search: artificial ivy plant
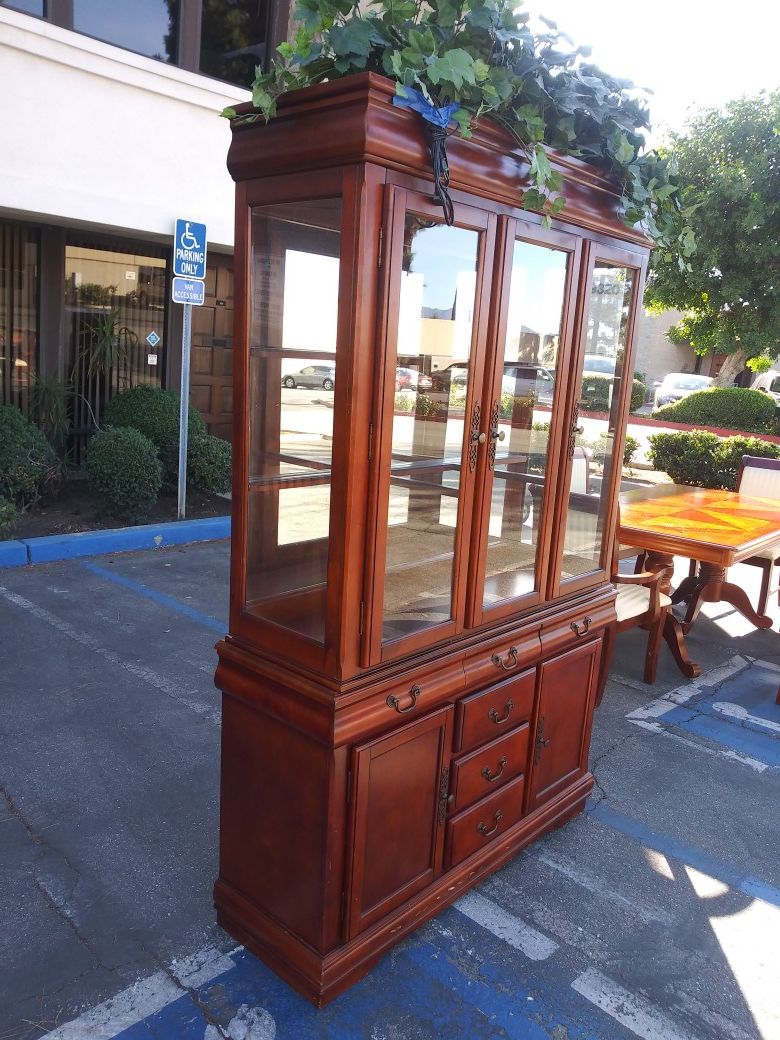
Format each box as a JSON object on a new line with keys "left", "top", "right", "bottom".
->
{"left": 225, "top": 0, "right": 693, "bottom": 257}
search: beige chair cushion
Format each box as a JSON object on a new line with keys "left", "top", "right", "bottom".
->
{"left": 614, "top": 583, "right": 672, "bottom": 623}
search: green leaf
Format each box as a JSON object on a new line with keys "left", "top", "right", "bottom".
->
{"left": 427, "top": 48, "right": 476, "bottom": 91}
{"left": 329, "top": 18, "right": 376, "bottom": 58}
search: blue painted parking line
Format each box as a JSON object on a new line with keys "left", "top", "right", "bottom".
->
{"left": 658, "top": 704, "right": 780, "bottom": 767}
{"left": 589, "top": 802, "right": 780, "bottom": 910}
{"left": 627, "top": 656, "right": 780, "bottom": 771}
{"left": 82, "top": 561, "right": 225, "bottom": 635}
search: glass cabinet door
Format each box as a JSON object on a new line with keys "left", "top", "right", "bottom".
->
{"left": 558, "top": 255, "right": 641, "bottom": 587}
{"left": 473, "top": 227, "right": 577, "bottom": 623}
{"left": 371, "top": 196, "right": 493, "bottom": 656}
{"left": 244, "top": 198, "right": 341, "bottom": 644}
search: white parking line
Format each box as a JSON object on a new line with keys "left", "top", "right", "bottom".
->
{"left": 631, "top": 718, "right": 769, "bottom": 773}
{"left": 626, "top": 655, "right": 750, "bottom": 724}
{"left": 535, "top": 851, "right": 675, "bottom": 926}
{"left": 572, "top": 968, "right": 700, "bottom": 1040}
{"left": 0, "top": 587, "right": 221, "bottom": 726}
{"left": 40, "top": 946, "right": 237, "bottom": 1040}
{"left": 455, "top": 890, "right": 559, "bottom": 961}
{"left": 712, "top": 700, "right": 780, "bottom": 733}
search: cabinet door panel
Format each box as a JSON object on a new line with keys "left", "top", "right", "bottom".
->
{"left": 527, "top": 638, "right": 600, "bottom": 812}
{"left": 346, "top": 706, "right": 453, "bottom": 938}
{"left": 556, "top": 248, "right": 645, "bottom": 595}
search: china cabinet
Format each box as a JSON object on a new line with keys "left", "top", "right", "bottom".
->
{"left": 214, "top": 72, "right": 649, "bottom": 1005}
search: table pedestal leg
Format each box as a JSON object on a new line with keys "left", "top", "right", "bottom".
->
{"left": 678, "top": 562, "right": 773, "bottom": 633}
{"left": 643, "top": 550, "right": 701, "bottom": 679}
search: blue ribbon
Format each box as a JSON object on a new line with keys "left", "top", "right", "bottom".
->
{"left": 392, "top": 87, "right": 460, "bottom": 129}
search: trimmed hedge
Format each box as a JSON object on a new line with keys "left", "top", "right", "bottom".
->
{"left": 102, "top": 385, "right": 207, "bottom": 481}
{"left": 579, "top": 375, "right": 645, "bottom": 413}
{"left": 0, "top": 404, "right": 58, "bottom": 509}
{"left": 647, "top": 430, "right": 780, "bottom": 491}
{"left": 187, "top": 434, "right": 232, "bottom": 495}
{"left": 652, "top": 387, "right": 777, "bottom": 434}
{"left": 0, "top": 496, "right": 16, "bottom": 537}
{"left": 85, "top": 426, "right": 163, "bottom": 522}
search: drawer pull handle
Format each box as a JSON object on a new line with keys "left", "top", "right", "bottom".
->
{"left": 488, "top": 700, "right": 514, "bottom": 725}
{"left": 570, "top": 615, "right": 592, "bottom": 637}
{"left": 481, "top": 756, "right": 508, "bottom": 783}
{"left": 491, "top": 646, "right": 518, "bottom": 671}
{"left": 387, "top": 684, "right": 420, "bottom": 714}
{"left": 477, "top": 809, "right": 504, "bottom": 837}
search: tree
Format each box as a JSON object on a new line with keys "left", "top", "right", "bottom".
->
{"left": 646, "top": 92, "right": 780, "bottom": 385}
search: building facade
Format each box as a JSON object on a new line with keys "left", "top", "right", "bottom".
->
{"left": 0, "top": 1, "right": 288, "bottom": 444}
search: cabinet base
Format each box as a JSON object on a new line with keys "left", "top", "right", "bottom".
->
{"left": 214, "top": 772, "right": 593, "bottom": 1006}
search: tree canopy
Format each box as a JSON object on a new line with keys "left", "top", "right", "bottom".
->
{"left": 646, "top": 92, "right": 780, "bottom": 381}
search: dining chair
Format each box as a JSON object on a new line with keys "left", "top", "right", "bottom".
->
{"left": 611, "top": 523, "right": 671, "bottom": 684}
{"left": 683, "top": 455, "right": 780, "bottom": 617}
{"left": 736, "top": 455, "right": 780, "bottom": 615}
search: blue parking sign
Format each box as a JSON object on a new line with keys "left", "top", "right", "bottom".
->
{"left": 173, "top": 219, "right": 207, "bottom": 279}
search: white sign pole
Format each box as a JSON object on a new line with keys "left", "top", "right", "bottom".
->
{"left": 177, "top": 302, "right": 192, "bottom": 520}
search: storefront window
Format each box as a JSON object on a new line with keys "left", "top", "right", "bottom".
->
{"left": 72, "top": 0, "right": 177, "bottom": 62}
{"left": 64, "top": 241, "right": 168, "bottom": 453}
{"left": 1, "top": 1, "right": 44, "bottom": 15}
{"left": 199, "top": 0, "right": 269, "bottom": 86}
{"left": 0, "top": 223, "right": 39, "bottom": 416}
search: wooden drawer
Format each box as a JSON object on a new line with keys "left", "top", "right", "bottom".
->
{"left": 448, "top": 724, "right": 529, "bottom": 815}
{"left": 539, "top": 598, "right": 613, "bottom": 659}
{"left": 333, "top": 659, "right": 465, "bottom": 747}
{"left": 444, "top": 774, "right": 525, "bottom": 869}
{"left": 454, "top": 669, "right": 535, "bottom": 753}
{"left": 463, "top": 626, "right": 540, "bottom": 693}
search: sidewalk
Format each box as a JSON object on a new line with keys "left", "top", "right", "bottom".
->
{"left": 1, "top": 543, "right": 777, "bottom": 1039}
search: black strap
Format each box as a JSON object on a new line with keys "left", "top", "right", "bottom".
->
{"left": 425, "top": 124, "right": 455, "bottom": 226}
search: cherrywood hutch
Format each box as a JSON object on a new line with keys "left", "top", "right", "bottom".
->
{"left": 214, "top": 72, "right": 649, "bottom": 1005}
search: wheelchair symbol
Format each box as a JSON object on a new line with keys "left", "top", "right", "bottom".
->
{"left": 179, "top": 222, "right": 201, "bottom": 251}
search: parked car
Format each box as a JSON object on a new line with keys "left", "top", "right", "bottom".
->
{"left": 750, "top": 370, "right": 780, "bottom": 406}
{"left": 582, "top": 354, "right": 616, "bottom": 378}
{"left": 430, "top": 361, "right": 555, "bottom": 404}
{"left": 653, "top": 372, "right": 713, "bottom": 408}
{"left": 282, "top": 365, "right": 335, "bottom": 390}
{"left": 395, "top": 367, "right": 433, "bottom": 391}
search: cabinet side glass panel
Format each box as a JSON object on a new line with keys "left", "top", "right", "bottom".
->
{"left": 561, "top": 263, "right": 636, "bottom": 579}
{"left": 381, "top": 217, "right": 479, "bottom": 643}
{"left": 483, "top": 240, "right": 568, "bottom": 608}
{"left": 245, "top": 200, "right": 341, "bottom": 644}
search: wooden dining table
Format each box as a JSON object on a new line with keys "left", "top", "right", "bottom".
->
{"left": 619, "top": 483, "right": 780, "bottom": 677}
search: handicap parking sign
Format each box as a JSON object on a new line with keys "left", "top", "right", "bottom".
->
{"left": 173, "top": 219, "right": 207, "bottom": 279}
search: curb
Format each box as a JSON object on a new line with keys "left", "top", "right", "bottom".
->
{"left": 0, "top": 515, "right": 231, "bottom": 569}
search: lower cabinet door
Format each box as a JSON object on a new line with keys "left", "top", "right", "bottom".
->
{"left": 345, "top": 706, "right": 453, "bottom": 939}
{"left": 527, "top": 637, "right": 601, "bottom": 814}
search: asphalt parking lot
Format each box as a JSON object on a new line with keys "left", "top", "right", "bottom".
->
{"left": 1, "top": 541, "right": 778, "bottom": 1040}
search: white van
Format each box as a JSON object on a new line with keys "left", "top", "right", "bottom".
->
{"left": 750, "top": 370, "right": 780, "bottom": 405}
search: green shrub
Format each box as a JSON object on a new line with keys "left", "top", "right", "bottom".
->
{"left": 85, "top": 426, "right": 162, "bottom": 522}
{"left": 0, "top": 405, "right": 59, "bottom": 509}
{"left": 0, "top": 496, "right": 16, "bottom": 537}
{"left": 629, "top": 379, "right": 646, "bottom": 413}
{"left": 623, "top": 434, "right": 640, "bottom": 467}
{"left": 647, "top": 429, "right": 780, "bottom": 490}
{"left": 652, "top": 387, "right": 777, "bottom": 434}
{"left": 102, "top": 385, "right": 206, "bottom": 480}
{"left": 580, "top": 376, "right": 645, "bottom": 413}
{"left": 710, "top": 436, "right": 780, "bottom": 490}
{"left": 187, "top": 434, "right": 232, "bottom": 495}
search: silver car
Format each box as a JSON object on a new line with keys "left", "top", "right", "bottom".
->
{"left": 282, "top": 365, "right": 335, "bottom": 390}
